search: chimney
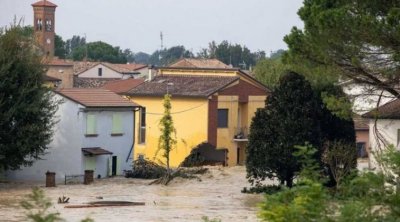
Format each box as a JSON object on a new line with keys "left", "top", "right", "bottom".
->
{"left": 148, "top": 65, "right": 155, "bottom": 81}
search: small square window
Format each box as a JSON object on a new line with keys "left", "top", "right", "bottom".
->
{"left": 98, "top": 68, "right": 103, "bottom": 76}
{"left": 218, "top": 109, "right": 228, "bottom": 128}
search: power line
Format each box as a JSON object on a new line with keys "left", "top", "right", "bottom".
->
{"left": 145, "top": 101, "right": 207, "bottom": 115}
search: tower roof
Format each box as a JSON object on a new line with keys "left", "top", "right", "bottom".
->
{"left": 31, "top": 0, "right": 57, "bottom": 7}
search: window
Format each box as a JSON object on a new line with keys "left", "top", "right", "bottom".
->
{"left": 112, "top": 113, "right": 123, "bottom": 135}
{"left": 98, "top": 68, "right": 103, "bottom": 76}
{"left": 45, "top": 19, "right": 52, "bottom": 31}
{"left": 139, "top": 108, "right": 146, "bottom": 143}
{"left": 218, "top": 109, "right": 228, "bottom": 128}
{"left": 86, "top": 114, "right": 97, "bottom": 135}
{"left": 356, "top": 142, "right": 368, "bottom": 158}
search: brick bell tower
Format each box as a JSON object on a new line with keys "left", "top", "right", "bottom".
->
{"left": 32, "top": 0, "right": 57, "bottom": 57}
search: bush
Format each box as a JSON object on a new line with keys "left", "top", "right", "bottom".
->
{"left": 125, "top": 159, "right": 166, "bottom": 179}
{"left": 241, "top": 185, "right": 282, "bottom": 194}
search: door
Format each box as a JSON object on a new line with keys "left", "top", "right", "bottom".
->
{"left": 112, "top": 156, "right": 117, "bottom": 176}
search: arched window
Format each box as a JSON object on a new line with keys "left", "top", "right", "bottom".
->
{"left": 45, "top": 19, "right": 52, "bottom": 31}
{"left": 37, "top": 19, "right": 42, "bottom": 31}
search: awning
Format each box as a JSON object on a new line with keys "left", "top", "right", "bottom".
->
{"left": 82, "top": 147, "right": 113, "bottom": 156}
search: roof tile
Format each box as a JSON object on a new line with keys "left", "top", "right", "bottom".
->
{"left": 56, "top": 88, "right": 139, "bottom": 108}
{"left": 125, "top": 75, "right": 239, "bottom": 97}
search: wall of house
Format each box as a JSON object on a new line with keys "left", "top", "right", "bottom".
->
{"left": 82, "top": 110, "right": 135, "bottom": 178}
{"left": 5, "top": 95, "right": 84, "bottom": 183}
{"left": 132, "top": 96, "right": 208, "bottom": 167}
{"left": 46, "top": 65, "right": 74, "bottom": 88}
{"left": 78, "top": 64, "right": 123, "bottom": 78}
{"left": 356, "top": 130, "right": 370, "bottom": 155}
{"left": 368, "top": 119, "right": 400, "bottom": 168}
{"left": 217, "top": 95, "right": 239, "bottom": 166}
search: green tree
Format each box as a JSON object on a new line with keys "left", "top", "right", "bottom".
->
{"left": 0, "top": 25, "right": 58, "bottom": 170}
{"left": 72, "top": 41, "right": 127, "bottom": 63}
{"left": 246, "top": 72, "right": 323, "bottom": 187}
{"left": 65, "top": 35, "right": 86, "bottom": 57}
{"left": 284, "top": 0, "right": 400, "bottom": 98}
{"left": 254, "top": 58, "right": 288, "bottom": 89}
{"left": 54, "top": 35, "right": 66, "bottom": 59}
{"left": 155, "top": 94, "right": 177, "bottom": 173}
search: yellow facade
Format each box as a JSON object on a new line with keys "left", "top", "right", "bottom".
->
{"left": 130, "top": 67, "right": 268, "bottom": 167}
{"left": 131, "top": 96, "right": 209, "bottom": 167}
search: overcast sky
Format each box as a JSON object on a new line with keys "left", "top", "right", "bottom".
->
{"left": 0, "top": 0, "right": 304, "bottom": 55}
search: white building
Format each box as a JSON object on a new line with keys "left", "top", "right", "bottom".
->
{"left": 5, "top": 89, "right": 140, "bottom": 183}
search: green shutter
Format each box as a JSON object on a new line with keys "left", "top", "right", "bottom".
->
{"left": 112, "top": 113, "right": 123, "bottom": 134}
{"left": 86, "top": 114, "right": 96, "bottom": 134}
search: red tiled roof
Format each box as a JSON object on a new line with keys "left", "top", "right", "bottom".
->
{"left": 56, "top": 88, "right": 139, "bottom": 108}
{"left": 43, "top": 75, "right": 61, "bottom": 82}
{"left": 73, "top": 61, "right": 100, "bottom": 75}
{"left": 31, "top": 0, "right": 57, "bottom": 7}
{"left": 125, "top": 75, "right": 239, "bottom": 97}
{"left": 169, "top": 58, "right": 231, "bottom": 69}
{"left": 73, "top": 62, "right": 147, "bottom": 75}
{"left": 362, "top": 99, "right": 400, "bottom": 119}
{"left": 108, "top": 63, "right": 147, "bottom": 73}
{"left": 102, "top": 78, "right": 144, "bottom": 94}
{"left": 47, "top": 58, "right": 73, "bottom": 66}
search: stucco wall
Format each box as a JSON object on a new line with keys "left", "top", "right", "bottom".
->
{"left": 5, "top": 95, "right": 83, "bottom": 183}
{"left": 46, "top": 65, "right": 74, "bottom": 88}
{"left": 217, "top": 95, "right": 239, "bottom": 166}
{"left": 5, "top": 95, "right": 135, "bottom": 183}
{"left": 368, "top": 119, "right": 400, "bottom": 167}
{"left": 82, "top": 110, "right": 134, "bottom": 178}
{"left": 133, "top": 96, "right": 208, "bottom": 167}
{"left": 78, "top": 64, "right": 123, "bottom": 78}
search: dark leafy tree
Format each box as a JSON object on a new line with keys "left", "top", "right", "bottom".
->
{"left": 246, "top": 72, "right": 323, "bottom": 187}
{"left": 54, "top": 34, "right": 66, "bottom": 59}
{"left": 65, "top": 35, "right": 86, "bottom": 57}
{"left": 148, "top": 46, "right": 193, "bottom": 66}
{"left": 133, "top": 52, "right": 150, "bottom": 64}
{"left": 284, "top": 0, "right": 400, "bottom": 98}
{"left": 0, "top": 24, "right": 58, "bottom": 170}
{"left": 72, "top": 41, "right": 127, "bottom": 63}
{"left": 199, "top": 40, "right": 266, "bottom": 68}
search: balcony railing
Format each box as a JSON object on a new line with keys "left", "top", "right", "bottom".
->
{"left": 233, "top": 127, "right": 248, "bottom": 141}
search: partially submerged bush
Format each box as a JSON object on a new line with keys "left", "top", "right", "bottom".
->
{"left": 125, "top": 159, "right": 166, "bottom": 179}
{"left": 242, "top": 185, "right": 282, "bottom": 194}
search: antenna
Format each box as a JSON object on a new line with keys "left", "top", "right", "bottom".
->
{"left": 160, "top": 31, "right": 164, "bottom": 51}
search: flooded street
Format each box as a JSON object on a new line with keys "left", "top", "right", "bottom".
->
{"left": 0, "top": 166, "right": 267, "bottom": 222}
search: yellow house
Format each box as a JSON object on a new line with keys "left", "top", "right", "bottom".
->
{"left": 125, "top": 67, "right": 269, "bottom": 167}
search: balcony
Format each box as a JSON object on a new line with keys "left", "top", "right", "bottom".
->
{"left": 233, "top": 127, "right": 248, "bottom": 142}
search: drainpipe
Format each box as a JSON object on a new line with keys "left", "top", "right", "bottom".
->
{"left": 126, "top": 107, "right": 140, "bottom": 163}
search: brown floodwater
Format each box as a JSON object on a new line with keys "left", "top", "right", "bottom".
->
{"left": 0, "top": 166, "right": 269, "bottom": 222}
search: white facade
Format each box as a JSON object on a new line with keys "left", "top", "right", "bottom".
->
{"left": 77, "top": 64, "right": 123, "bottom": 79}
{"left": 76, "top": 63, "right": 149, "bottom": 80}
{"left": 5, "top": 94, "right": 135, "bottom": 183}
{"left": 367, "top": 119, "right": 400, "bottom": 168}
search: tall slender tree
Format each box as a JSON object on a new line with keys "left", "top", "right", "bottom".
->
{"left": 156, "top": 94, "right": 177, "bottom": 173}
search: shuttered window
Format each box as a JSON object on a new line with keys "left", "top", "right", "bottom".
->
{"left": 86, "top": 114, "right": 97, "bottom": 134}
{"left": 112, "top": 113, "right": 123, "bottom": 134}
{"left": 218, "top": 109, "right": 228, "bottom": 128}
